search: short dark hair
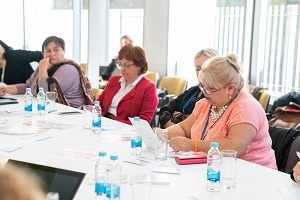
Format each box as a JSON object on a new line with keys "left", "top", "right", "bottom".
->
{"left": 42, "top": 36, "right": 65, "bottom": 52}
{"left": 118, "top": 43, "right": 148, "bottom": 74}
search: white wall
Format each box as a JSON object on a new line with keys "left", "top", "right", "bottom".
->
{"left": 143, "top": 0, "right": 170, "bottom": 79}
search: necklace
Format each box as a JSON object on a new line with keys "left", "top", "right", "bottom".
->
{"left": 210, "top": 105, "right": 228, "bottom": 122}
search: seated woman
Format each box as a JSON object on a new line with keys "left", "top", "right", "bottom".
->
{"left": 0, "top": 36, "right": 93, "bottom": 108}
{"left": 0, "top": 40, "right": 43, "bottom": 84}
{"left": 168, "top": 53, "right": 277, "bottom": 169}
{"left": 290, "top": 162, "right": 300, "bottom": 183}
{"left": 158, "top": 48, "right": 219, "bottom": 128}
{"left": 97, "top": 43, "right": 158, "bottom": 125}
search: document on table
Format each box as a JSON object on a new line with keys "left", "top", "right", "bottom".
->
{"left": 46, "top": 148, "right": 98, "bottom": 162}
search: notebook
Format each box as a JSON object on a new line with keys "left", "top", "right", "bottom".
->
{"left": 5, "top": 159, "right": 86, "bottom": 200}
{"left": 0, "top": 97, "right": 18, "bottom": 105}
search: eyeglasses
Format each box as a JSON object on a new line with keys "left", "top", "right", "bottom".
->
{"left": 117, "top": 62, "right": 135, "bottom": 69}
{"left": 198, "top": 83, "right": 222, "bottom": 95}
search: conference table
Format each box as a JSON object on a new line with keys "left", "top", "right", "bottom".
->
{"left": 0, "top": 95, "right": 299, "bottom": 200}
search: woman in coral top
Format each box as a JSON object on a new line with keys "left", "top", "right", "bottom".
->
{"left": 168, "top": 53, "right": 277, "bottom": 169}
{"left": 97, "top": 43, "right": 158, "bottom": 125}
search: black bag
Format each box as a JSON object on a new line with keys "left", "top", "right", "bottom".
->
{"left": 157, "top": 88, "right": 168, "bottom": 108}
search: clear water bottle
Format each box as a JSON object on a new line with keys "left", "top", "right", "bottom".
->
{"left": 24, "top": 88, "right": 33, "bottom": 117}
{"left": 92, "top": 101, "right": 102, "bottom": 134}
{"left": 131, "top": 116, "right": 142, "bottom": 155}
{"left": 37, "top": 87, "right": 46, "bottom": 115}
{"left": 95, "top": 151, "right": 108, "bottom": 200}
{"left": 106, "top": 154, "right": 121, "bottom": 200}
{"left": 206, "top": 142, "right": 221, "bottom": 192}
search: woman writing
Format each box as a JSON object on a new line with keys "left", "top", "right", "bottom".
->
{"left": 97, "top": 43, "right": 158, "bottom": 125}
{"left": 0, "top": 36, "right": 93, "bottom": 108}
{"left": 168, "top": 53, "right": 277, "bottom": 169}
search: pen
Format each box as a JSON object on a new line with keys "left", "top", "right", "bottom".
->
{"left": 296, "top": 151, "right": 300, "bottom": 159}
{"left": 48, "top": 109, "right": 57, "bottom": 113}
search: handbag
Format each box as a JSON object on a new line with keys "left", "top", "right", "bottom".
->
{"left": 269, "top": 107, "right": 300, "bottom": 130}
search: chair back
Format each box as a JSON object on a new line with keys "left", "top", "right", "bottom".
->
{"left": 80, "top": 63, "right": 87, "bottom": 74}
{"left": 92, "top": 88, "right": 103, "bottom": 100}
{"left": 249, "top": 85, "right": 270, "bottom": 112}
{"left": 159, "top": 76, "right": 187, "bottom": 97}
{"left": 145, "top": 71, "right": 159, "bottom": 86}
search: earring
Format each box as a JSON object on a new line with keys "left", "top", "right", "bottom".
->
{"left": 228, "top": 95, "right": 232, "bottom": 100}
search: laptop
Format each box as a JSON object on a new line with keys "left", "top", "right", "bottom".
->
{"left": 0, "top": 97, "right": 18, "bottom": 105}
{"left": 129, "top": 117, "right": 162, "bottom": 151}
{"left": 5, "top": 159, "right": 86, "bottom": 200}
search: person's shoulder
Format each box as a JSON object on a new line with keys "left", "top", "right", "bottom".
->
{"left": 109, "top": 74, "right": 122, "bottom": 80}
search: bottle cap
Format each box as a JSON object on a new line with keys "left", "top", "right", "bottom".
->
{"left": 110, "top": 154, "right": 118, "bottom": 161}
{"left": 210, "top": 142, "right": 218, "bottom": 148}
{"left": 134, "top": 116, "right": 140, "bottom": 121}
{"left": 26, "top": 88, "right": 31, "bottom": 92}
{"left": 94, "top": 101, "right": 100, "bottom": 106}
{"left": 39, "top": 87, "right": 44, "bottom": 92}
{"left": 99, "top": 151, "right": 106, "bottom": 157}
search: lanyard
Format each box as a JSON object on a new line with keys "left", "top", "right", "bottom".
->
{"left": 182, "top": 91, "right": 199, "bottom": 113}
{"left": 200, "top": 118, "right": 209, "bottom": 140}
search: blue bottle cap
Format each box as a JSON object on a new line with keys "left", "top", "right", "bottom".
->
{"left": 99, "top": 151, "right": 106, "bottom": 157}
{"left": 26, "top": 88, "right": 31, "bottom": 92}
{"left": 94, "top": 101, "right": 99, "bottom": 105}
{"left": 210, "top": 142, "right": 218, "bottom": 148}
{"left": 134, "top": 116, "right": 140, "bottom": 121}
{"left": 110, "top": 154, "right": 118, "bottom": 161}
{"left": 39, "top": 87, "right": 44, "bottom": 92}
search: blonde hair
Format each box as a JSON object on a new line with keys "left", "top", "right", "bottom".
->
{"left": 199, "top": 53, "right": 245, "bottom": 92}
{"left": 0, "top": 165, "right": 45, "bottom": 200}
{"left": 194, "top": 48, "right": 219, "bottom": 61}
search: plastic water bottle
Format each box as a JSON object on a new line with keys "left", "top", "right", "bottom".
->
{"left": 24, "top": 88, "right": 33, "bottom": 117}
{"left": 131, "top": 116, "right": 142, "bottom": 155}
{"left": 37, "top": 87, "right": 46, "bottom": 115}
{"left": 95, "top": 151, "right": 108, "bottom": 199}
{"left": 206, "top": 142, "right": 221, "bottom": 192}
{"left": 106, "top": 154, "right": 121, "bottom": 200}
{"left": 92, "top": 101, "right": 102, "bottom": 134}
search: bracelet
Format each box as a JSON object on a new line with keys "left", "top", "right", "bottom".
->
{"left": 194, "top": 139, "right": 198, "bottom": 152}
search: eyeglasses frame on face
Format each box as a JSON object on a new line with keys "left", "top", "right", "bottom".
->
{"left": 117, "top": 62, "right": 135, "bottom": 69}
{"left": 198, "top": 83, "right": 229, "bottom": 95}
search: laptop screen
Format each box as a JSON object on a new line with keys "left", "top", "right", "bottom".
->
{"left": 5, "top": 159, "right": 86, "bottom": 200}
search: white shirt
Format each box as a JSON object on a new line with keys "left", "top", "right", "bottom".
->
{"left": 108, "top": 74, "right": 144, "bottom": 116}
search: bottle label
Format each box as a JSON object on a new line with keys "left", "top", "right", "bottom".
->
{"left": 207, "top": 167, "right": 220, "bottom": 182}
{"left": 131, "top": 136, "right": 142, "bottom": 148}
{"left": 95, "top": 182, "right": 106, "bottom": 195}
{"left": 92, "top": 118, "right": 101, "bottom": 128}
{"left": 24, "top": 104, "right": 32, "bottom": 111}
{"left": 38, "top": 104, "right": 46, "bottom": 111}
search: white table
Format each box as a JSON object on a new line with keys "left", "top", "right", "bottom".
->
{"left": 0, "top": 95, "right": 299, "bottom": 200}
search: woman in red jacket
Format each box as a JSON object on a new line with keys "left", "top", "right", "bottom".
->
{"left": 97, "top": 43, "right": 158, "bottom": 125}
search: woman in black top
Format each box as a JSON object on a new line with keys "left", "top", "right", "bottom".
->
{"left": 158, "top": 48, "right": 219, "bottom": 128}
{"left": 0, "top": 40, "right": 43, "bottom": 84}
